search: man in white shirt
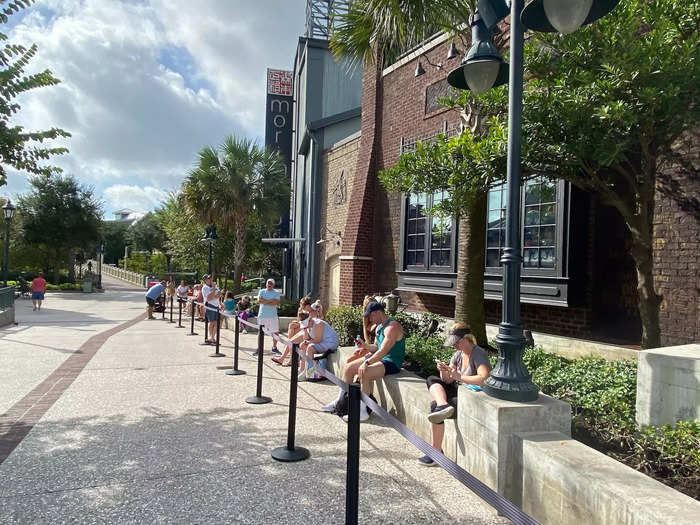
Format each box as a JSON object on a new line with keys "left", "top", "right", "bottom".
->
{"left": 201, "top": 274, "right": 221, "bottom": 344}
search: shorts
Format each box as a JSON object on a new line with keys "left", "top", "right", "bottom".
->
{"left": 258, "top": 317, "right": 279, "bottom": 334}
{"left": 146, "top": 297, "right": 156, "bottom": 307}
{"left": 381, "top": 360, "right": 401, "bottom": 375}
{"left": 308, "top": 342, "right": 337, "bottom": 354}
{"left": 32, "top": 292, "right": 45, "bottom": 300}
{"left": 205, "top": 303, "right": 219, "bottom": 322}
{"left": 426, "top": 376, "right": 459, "bottom": 422}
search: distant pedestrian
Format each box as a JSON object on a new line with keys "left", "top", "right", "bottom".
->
{"left": 145, "top": 280, "right": 166, "bottom": 319}
{"left": 30, "top": 272, "right": 47, "bottom": 312}
{"left": 202, "top": 275, "right": 221, "bottom": 344}
{"left": 176, "top": 280, "right": 189, "bottom": 300}
{"left": 255, "top": 278, "right": 281, "bottom": 356}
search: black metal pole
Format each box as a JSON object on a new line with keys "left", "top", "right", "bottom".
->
{"left": 188, "top": 300, "right": 198, "bottom": 336}
{"left": 169, "top": 295, "right": 174, "bottom": 323}
{"left": 226, "top": 315, "right": 246, "bottom": 375}
{"left": 272, "top": 343, "right": 310, "bottom": 462}
{"left": 246, "top": 327, "right": 271, "bottom": 404}
{"left": 209, "top": 309, "right": 225, "bottom": 357}
{"left": 207, "top": 240, "right": 212, "bottom": 275}
{"left": 177, "top": 298, "right": 183, "bottom": 328}
{"left": 202, "top": 309, "right": 209, "bottom": 345}
{"left": 3, "top": 219, "right": 9, "bottom": 288}
{"left": 161, "top": 292, "right": 166, "bottom": 320}
{"left": 484, "top": 0, "right": 538, "bottom": 403}
{"left": 345, "top": 383, "right": 361, "bottom": 525}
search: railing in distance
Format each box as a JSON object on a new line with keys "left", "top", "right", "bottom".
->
{"left": 0, "top": 286, "right": 15, "bottom": 310}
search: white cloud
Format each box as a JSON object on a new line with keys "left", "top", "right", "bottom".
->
{"left": 3, "top": 0, "right": 306, "bottom": 215}
{"left": 103, "top": 184, "right": 169, "bottom": 213}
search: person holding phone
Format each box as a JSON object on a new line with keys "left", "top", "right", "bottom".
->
{"left": 201, "top": 275, "right": 221, "bottom": 344}
{"left": 418, "top": 323, "right": 491, "bottom": 467}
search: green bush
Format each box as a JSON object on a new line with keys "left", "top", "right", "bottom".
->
{"left": 277, "top": 299, "right": 299, "bottom": 317}
{"left": 404, "top": 335, "right": 454, "bottom": 377}
{"left": 634, "top": 421, "right": 700, "bottom": 489}
{"left": 325, "top": 305, "right": 364, "bottom": 346}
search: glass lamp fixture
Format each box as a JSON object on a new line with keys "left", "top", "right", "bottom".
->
{"left": 522, "top": 0, "right": 620, "bottom": 34}
{"left": 543, "top": 0, "right": 593, "bottom": 34}
{"left": 2, "top": 199, "right": 14, "bottom": 220}
{"left": 447, "top": 13, "right": 508, "bottom": 93}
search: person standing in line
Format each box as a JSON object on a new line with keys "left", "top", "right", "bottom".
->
{"left": 176, "top": 280, "right": 189, "bottom": 300}
{"left": 145, "top": 280, "right": 166, "bottom": 319}
{"left": 255, "top": 278, "right": 281, "bottom": 357}
{"left": 30, "top": 272, "right": 47, "bottom": 311}
{"left": 201, "top": 275, "right": 221, "bottom": 344}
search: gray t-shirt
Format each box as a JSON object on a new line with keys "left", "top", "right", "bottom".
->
{"left": 450, "top": 346, "right": 490, "bottom": 380}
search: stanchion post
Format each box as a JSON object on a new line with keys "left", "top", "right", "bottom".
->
{"left": 201, "top": 305, "right": 209, "bottom": 346}
{"left": 169, "top": 295, "right": 174, "bottom": 323}
{"left": 161, "top": 292, "right": 166, "bottom": 320}
{"left": 272, "top": 343, "right": 310, "bottom": 462}
{"left": 209, "top": 309, "right": 225, "bottom": 357}
{"left": 246, "top": 327, "right": 272, "bottom": 404}
{"left": 177, "top": 298, "right": 183, "bottom": 328}
{"left": 226, "top": 315, "right": 246, "bottom": 375}
{"left": 345, "top": 383, "right": 361, "bottom": 525}
{"left": 188, "top": 300, "right": 198, "bottom": 336}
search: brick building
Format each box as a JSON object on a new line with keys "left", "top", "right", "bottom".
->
{"left": 323, "top": 32, "right": 699, "bottom": 347}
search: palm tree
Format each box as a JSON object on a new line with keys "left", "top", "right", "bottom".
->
{"left": 331, "top": 1, "right": 497, "bottom": 346}
{"left": 182, "top": 136, "right": 289, "bottom": 294}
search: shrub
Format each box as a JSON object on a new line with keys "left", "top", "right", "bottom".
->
{"left": 277, "top": 299, "right": 299, "bottom": 317}
{"left": 326, "top": 305, "right": 363, "bottom": 346}
{"left": 404, "top": 335, "right": 453, "bottom": 377}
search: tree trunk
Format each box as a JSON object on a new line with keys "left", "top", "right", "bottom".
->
{"left": 67, "top": 251, "right": 76, "bottom": 282}
{"left": 454, "top": 191, "right": 489, "bottom": 348}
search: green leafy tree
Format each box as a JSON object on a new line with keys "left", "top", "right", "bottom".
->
{"left": 17, "top": 175, "right": 102, "bottom": 282}
{"left": 127, "top": 212, "right": 166, "bottom": 253}
{"left": 156, "top": 193, "right": 207, "bottom": 273}
{"left": 463, "top": 0, "right": 699, "bottom": 348}
{"left": 102, "top": 220, "right": 129, "bottom": 265}
{"left": 0, "top": 0, "right": 70, "bottom": 186}
{"left": 380, "top": 123, "right": 507, "bottom": 346}
{"left": 182, "top": 136, "right": 289, "bottom": 294}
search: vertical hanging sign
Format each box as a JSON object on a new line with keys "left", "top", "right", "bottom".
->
{"left": 265, "top": 69, "right": 294, "bottom": 177}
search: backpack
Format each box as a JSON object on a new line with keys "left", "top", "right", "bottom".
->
{"left": 333, "top": 391, "right": 376, "bottom": 418}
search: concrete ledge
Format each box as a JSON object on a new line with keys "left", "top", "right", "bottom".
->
{"left": 0, "top": 307, "right": 14, "bottom": 327}
{"left": 636, "top": 344, "right": 700, "bottom": 426}
{"left": 517, "top": 431, "right": 700, "bottom": 525}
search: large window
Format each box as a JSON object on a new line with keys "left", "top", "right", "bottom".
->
{"left": 405, "top": 192, "right": 454, "bottom": 270}
{"left": 486, "top": 176, "right": 558, "bottom": 269}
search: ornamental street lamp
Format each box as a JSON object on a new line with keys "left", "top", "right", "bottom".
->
{"left": 448, "top": 0, "right": 619, "bottom": 402}
{"left": 97, "top": 240, "right": 105, "bottom": 289}
{"left": 2, "top": 199, "right": 15, "bottom": 288}
{"left": 201, "top": 224, "right": 218, "bottom": 276}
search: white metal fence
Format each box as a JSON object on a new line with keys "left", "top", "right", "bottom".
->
{"left": 89, "top": 260, "right": 146, "bottom": 287}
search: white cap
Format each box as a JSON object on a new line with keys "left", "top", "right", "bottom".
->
{"left": 266, "top": 278, "right": 275, "bottom": 285}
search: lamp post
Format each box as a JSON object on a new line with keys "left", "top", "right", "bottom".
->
{"left": 97, "top": 240, "right": 105, "bottom": 290}
{"left": 448, "top": 0, "right": 619, "bottom": 402}
{"left": 2, "top": 199, "right": 15, "bottom": 288}
{"left": 201, "top": 224, "right": 218, "bottom": 276}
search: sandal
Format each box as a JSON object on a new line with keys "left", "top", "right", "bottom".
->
{"left": 271, "top": 357, "right": 284, "bottom": 365}
{"left": 281, "top": 360, "right": 292, "bottom": 367}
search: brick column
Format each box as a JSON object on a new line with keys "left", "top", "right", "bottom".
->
{"left": 339, "top": 52, "right": 383, "bottom": 306}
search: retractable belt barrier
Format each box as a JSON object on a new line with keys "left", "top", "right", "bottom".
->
{"left": 173, "top": 306, "right": 537, "bottom": 523}
{"left": 259, "top": 327, "right": 539, "bottom": 525}
{"left": 188, "top": 300, "right": 225, "bottom": 357}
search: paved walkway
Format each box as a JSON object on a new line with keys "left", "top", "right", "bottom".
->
{"left": 0, "top": 277, "right": 508, "bottom": 524}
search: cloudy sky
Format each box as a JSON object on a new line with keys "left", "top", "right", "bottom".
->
{"left": 3, "top": 0, "right": 306, "bottom": 217}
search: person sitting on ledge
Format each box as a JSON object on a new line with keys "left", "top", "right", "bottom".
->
{"left": 236, "top": 295, "right": 253, "bottom": 334}
{"left": 272, "top": 296, "right": 312, "bottom": 365}
{"left": 297, "top": 306, "right": 339, "bottom": 381}
{"left": 322, "top": 301, "right": 405, "bottom": 423}
{"left": 418, "top": 323, "right": 491, "bottom": 467}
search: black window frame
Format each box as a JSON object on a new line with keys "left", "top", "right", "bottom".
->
{"left": 484, "top": 177, "right": 568, "bottom": 279}
{"left": 400, "top": 191, "right": 457, "bottom": 274}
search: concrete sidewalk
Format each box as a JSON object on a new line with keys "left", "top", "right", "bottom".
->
{"left": 0, "top": 283, "right": 508, "bottom": 524}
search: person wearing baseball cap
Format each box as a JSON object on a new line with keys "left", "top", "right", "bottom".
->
{"left": 418, "top": 323, "right": 491, "bottom": 467}
{"left": 255, "top": 278, "right": 281, "bottom": 356}
{"left": 322, "top": 300, "right": 405, "bottom": 422}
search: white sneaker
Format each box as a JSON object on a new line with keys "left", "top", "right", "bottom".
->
{"left": 321, "top": 401, "right": 337, "bottom": 413}
{"left": 343, "top": 411, "right": 370, "bottom": 423}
